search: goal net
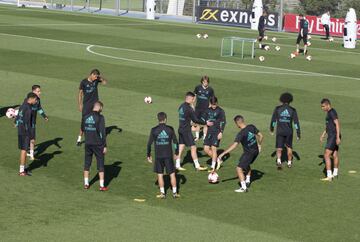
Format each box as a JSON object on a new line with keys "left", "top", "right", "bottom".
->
{"left": 221, "top": 37, "right": 256, "bottom": 59}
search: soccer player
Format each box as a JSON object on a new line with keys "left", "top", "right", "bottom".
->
{"left": 296, "top": 14, "right": 309, "bottom": 55}
{"left": 77, "top": 69, "right": 107, "bottom": 146}
{"left": 321, "top": 11, "right": 331, "bottom": 40}
{"left": 320, "top": 98, "right": 341, "bottom": 181}
{"left": 82, "top": 101, "right": 108, "bottom": 191}
{"left": 218, "top": 115, "right": 263, "bottom": 193}
{"left": 202, "top": 96, "right": 226, "bottom": 171}
{"left": 176, "top": 92, "right": 213, "bottom": 171}
{"left": 193, "top": 76, "right": 215, "bottom": 141}
{"left": 15, "top": 92, "right": 38, "bottom": 176}
{"left": 147, "top": 112, "right": 180, "bottom": 199}
{"left": 270, "top": 93, "right": 301, "bottom": 168}
{"left": 258, "top": 11, "right": 267, "bottom": 48}
{"left": 27, "top": 85, "right": 49, "bottom": 161}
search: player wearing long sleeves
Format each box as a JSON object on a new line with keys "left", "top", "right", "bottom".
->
{"left": 81, "top": 101, "right": 108, "bottom": 191}
{"left": 257, "top": 11, "right": 267, "bottom": 47}
{"left": 15, "top": 92, "right": 38, "bottom": 176}
{"left": 26, "top": 85, "right": 49, "bottom": 161}
{"left": 202, "top": 96, "right": 226, "bottom": 171}
{"left": 147, "top": 112, "right": 180, "bottom": 199}
{"left": 218, "top": 115, "right": 263, "bottom": 193}
{"left": 321, "top": 11, "right": 331, "bottom": 40}
{"left": 176, "top": 91, "right": 213, "bottom": 171}
{"left": 296, "top": 14, "right": 309, "bottom": 55}
{"left": 270, "top": 93, "right": 301, "bottom": 168}
{"left": 320, "top": 98, "right": 341, "bottom": 181}
{"left": 77, "top": 69, "right": 107, "bottom": 146}
{"left": 193, "top": 76, "right": 215, "bottom": 141}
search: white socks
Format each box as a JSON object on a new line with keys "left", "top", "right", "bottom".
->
{"left": 277, "top": 159, "right": 281, "bottom": 165}
{"left": 241, "top": 181, "right": 247, "bottom": 189}
{"left": 175, "top": 159, "right": 181, "bottom": 168}
{"left": 246, "top": 175, "right": 251, "bottom": 184}
{"left": 77, "top": 136, "right": 82, "bottom": 142}
{"left": 327, "top": 170, "right": 333, "bottom": 178}
{"left": 160, "top": 187, "right": 165, "bottom": 194}
{"left": 29, "top": 150, "right": 34, "bottom": 157}
{"left": 195, "top": 132, "right": 199, "bottom": 139}
{"left": 99, "top": 179, "right": 104, "bottom": 188}
{"left": 193, "top": 159, "right": 200, "bottom": 169}
{"left": 211, "top": 160, "right": 216, "bottom": 169}
{"left": 84, "top": 177, "right": 89, "bottom": 186}
{"left": 172, "top": 187, "right": 177, "bottom": 194}
{"left": 333, "top": 168, "right": 338, "bottom": 176}
{"left": 19, "top": 165, "right": 25, "bottom": 173}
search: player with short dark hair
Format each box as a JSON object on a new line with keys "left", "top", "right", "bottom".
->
{"left": 176, "top": 91, "right": 213, "bottom": 171}
{"left": 147, "top": 112, "right": 180, "bottom": 199}
{"left": 296, "top": 14, "right": 309, "bottom": 55}
{"left": 82, "top": 101, "right": 108, "bottom": 191}
{"left": 193, "top": 76, "right": 215, "bottom": 141}
{"left": 258, "top": 11, "right": 267, "bottom": 48}
{"left": 270, "top": 92, "right": 301, "bottom": 168}
{"left": 218, "top": 115, "right": 263, "bottom": 193}
{"left": 77, "top": 69, "right": 107, "bottom": 146}
{"left": 320, "top": 98, "right": 341, "bottom": 181}
{"left": 202, "top": 96, "right": 226, "bottom": 171}
{"left": 26, "top": 85, "right": 49, "bottom": 161}
{"left": 15, "top": 92, "right": 38, "bottom": 176}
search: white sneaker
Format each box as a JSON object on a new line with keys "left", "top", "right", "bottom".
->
{"left": 287, "top": 161, "right": 292, "bottom": 168}
{"left": 216, "top": 158, "right": 223, "bottom": 171}
{"left": 234, "top": 188, "right": 248, "bottom": 193}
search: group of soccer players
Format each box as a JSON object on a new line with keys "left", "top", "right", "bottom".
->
{"left": 13, "top": 70, "right": 341, "bottom": 197}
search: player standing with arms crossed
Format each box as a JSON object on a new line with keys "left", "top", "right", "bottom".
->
{"left": 320, "top": 99, "right": 341, "bottom": 181}
{"left": 147, "top": 112, "right": 180, "bottom": 199}
{"left": 176, "top": 92, "right": 213, "bottom": 171}
{"left": 202, "top": 96, "right": 226, "bottom": 171}
{"left": 193, "top": 76, "right": 214, "bottom": 141}
{"left": 15, "top": 93, "right": 38, "bottom": 176}
{"left": 27, "top": 85, "right": 49, "bottom": 161}
{"left": 218, "top": 115, "right": 263, "bottom": 193}
{"left": 270, "top": 93, "right": 301, "bottom": 169}
{"left": 77, "top": 69, "right": 107, "bottom": 146}
{"left": 82, "top": 101, "right": 108, "bottom": 191}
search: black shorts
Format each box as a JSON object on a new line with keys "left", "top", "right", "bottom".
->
{"left": 325, "top": 134, "right": 340, "bottom": 151}
{"left": 203, "top": 132, "right": 220, "bottom": 147}
{"left": 296, "top": 34, "right": 308, "bottom": 45}
{"left": 195, "top": 108, "right": 206, "bottom": 120}
{"left": 154, "top": 157, "right": 175, "bottom": 174}
{"left": 178, "top": 130, "right": 195, "bottom": 147}
{"left": 18, "top": 135, "right": 30, "bottom": 151}
{"left": 238, "top": 151, "right": 259, "bottom": 172}
{"left": 29, "top": 126, "right": 36, "bottom": 140}
{"left": 276, "top": 134, "right": 293, "bottom": 149}
{"left": 258, "top": 28, "right": 265, "bottom": 38}
{"left": 84, "top": 144, "right": 105, "bottom": 172}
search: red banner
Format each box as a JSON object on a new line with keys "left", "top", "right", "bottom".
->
{"left": 284, "top": 13, "right": 360, "bottom": 38}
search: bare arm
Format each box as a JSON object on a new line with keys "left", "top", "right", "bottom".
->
{"left": 334, "top": 119, "right": 341, "bottom": 144}
{"left": 218, "top": 142, "right": 238, "bottom": 160}
{"left": 99, "top": 76, "right": 107, "bottom": 85}
{"left": 256, "top": 132, "right": 264, "bottom": 152}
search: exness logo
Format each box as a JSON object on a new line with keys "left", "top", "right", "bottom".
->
{"left": 200, "top": 9, "right": 218, "bottom": 21}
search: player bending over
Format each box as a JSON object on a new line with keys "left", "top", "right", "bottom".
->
{"left": 218, "top": 115, "right": 263, "bottom": 193}
{"left": 15, "top": 93, "right": 38, "bottom": 176}
{"left": 82, "top": 101, "right": 108, "bottom": 191}
{"left": 77, "top": 69, "right": 107, "bottom": 146}
{"left": 320, "top": 99, "right": 341, "bottom": 181}
{"left": 176, "top": 92, "right": 213, "bottom": 171}
{"left": 193, "top": 76, "right": 215, "bottom": 141}
{"left": 202, "top": 96, "right": 226, "bottom": 171}
{"left": 27, "top": 85, "right": 49, "bottom": 161}
{"left": 258, "top": 11, "right": 267, "bottom": 48}
{"left": 270, "top": 92, "right": 301, "bottom": 168}
{"left": 147, "top": 112, "right": 180, "bottom": 199}
{"left": 296, "top": 14, "right": 309, "bottom": 55}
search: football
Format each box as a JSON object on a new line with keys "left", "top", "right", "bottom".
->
{"left": 264, "top": 45, "right": 270, "bottom": 51}
{"left": 306, "top": 55, "right": 312, "bottom": 61}
{"left": 263, "top": 35, "right": 268, "bottom": 40}
{"left": 196, "top": 34, "right": 202, "bottom": 39}
{"left": 6, "top": 108, "right": 17, "bottom": 119}
{"left": 275, "top": 46, "right": 281, "bottom": 51}
{"left": 329, "top": 37, "right": 334, "bottom": 42}
{"left": 259, "top": 56, "right": 265, "bottom": 62}
{"left": 307, "top": 41, "right": 312, "bottom": 46}
{"left": 203, "top": 33, "right": 209, "bottom": 39}
{"left": 290, "top": 53, "right": 296, "bottom": 59}
{"left": 144, "top": 96, "right": 152, "bottom": 104}
{"left": 208, "top": 172, "right": 219, "bottom": 184}
{"left": 272, "top": 37, "right": 277, "bottom": 42}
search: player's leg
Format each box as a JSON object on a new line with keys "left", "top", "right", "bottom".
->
{"left": 286, "top": 134, "right": 294, "bottom": 168}
{"left": 210, "top": 146, "right": 217, "bottom": 171}
{"left": 322, "top": 149, "right": 334, "bottom": 180}
{"left": 325, "top": 25, "right": 330, "bottom": 39}
{"left": 77, "top": 115, "right": 85, "bottom": 145}
{"left": 176, "top": 140, "right": 186, "bottom": 171}
{"left": 203, "top": 145, "right": 212, "bottom": 158}
{"left": 296, "top": 34, "right": 301, "bottom": 53}
{"left": 18, "top": 135, "right": 30, "bottom": 176}
{"left": 165, "top": 158, "right": 179, "bottom": 198}
{"left": 246, "top": 167, "right": 251, "bottom": 186}
{"left": 332, "top": 149, "right": 339, "bottom": 178}
{"left": 303, "top": 35, "right": 308, "bottom": 54}
{"left": 155, "top": 158, "right": 166, "bottom": 198}
{"left": 202, "top": 125, "right": 208, "bottom": 140}
{"left": 275, "top": 135, "right": 284, "bottom": 167}
{"left": 190, "top": 145, "right": 206, "bottom": 171}
{"left": 83, "top": 145, "right": 93, "bottom": 189}
{"left": 94, "top": 146, "right": 107, "bottom": 191}
{"left": 235, "top": 153, "right": 250, "bottom": 192}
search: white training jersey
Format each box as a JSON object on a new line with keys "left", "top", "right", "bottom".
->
{"left": 321, "top": 13, "right": 330, "bottom": 25}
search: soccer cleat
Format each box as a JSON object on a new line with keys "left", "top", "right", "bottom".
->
{"left": 246, "top": 182, "right": 251, "bottom": 187}
{"left": 156, "top": 193, "right": 166, "bottom": 199}
{"left": 320, "top": 177, "right": 333, "bottom": 182}
{"left": 29, "top": 155, "right": 35, "bottom": 161}
{"left": 196, "top": 166, "right": 207, "bottom": 171}
{"left": 234, "top": 188, "right": 248, "bottom": 193}
{"left": 76, "top": 141, "right": 82, "bottom": 146}
{"left": 194, "top": 137, "right": 199, "bottom": 142}
{"left": 176, "top": 166, "right": 186, "bottom": 171}
{"left": 19, "top": 171, "right": 29, "bottom": 176}
{"left": 287, "top": 161, "right": 292, "bottom": 168}
{"left": 276, "top": 161, "right": 282, "bottom": 170}
{"left": 172, "top": 193, "right": 180, "bottom": 199}
{"left": 99, "top": 186, "right": 109, "bottom": 191}
{"left": 84, "top": 184, "right": 90, "bottom": 190}
{"left": 216, "top": 159, "right": 223, "bottom": 171}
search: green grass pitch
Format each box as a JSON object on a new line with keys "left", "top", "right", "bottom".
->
{"left": 0, "top": 5, "right": 360, "bottom": 241}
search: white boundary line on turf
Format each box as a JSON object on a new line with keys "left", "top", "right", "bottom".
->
{"left": 86, "top": 45, "right": 322, "bottom": 76}
{"left": 1, "top": 32, "right": 360, "bottom": 81}
{"left": 0, "top": 23, "right": 151, "bottom": 27}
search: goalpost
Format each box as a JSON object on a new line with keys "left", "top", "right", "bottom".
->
{"left": 221, "top": 37, "right": 257, "bottom": 59}
{"left": 17, "top": 0, "right": 48, "bottom": 8}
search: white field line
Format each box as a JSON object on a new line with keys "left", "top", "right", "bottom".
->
{"left": 0, "top": 31, "right": 360, "bottom": 81}
{"left": 0, "top": 23, "right": 151, "bottom": 27}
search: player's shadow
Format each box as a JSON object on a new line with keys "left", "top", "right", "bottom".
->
{"left": 35, "top": 137, "right": 63, "bottom": 156}
{"left": 155, "top": 173, "right": 187, "bottom": 193}
{"left": 318, "top": 155, "right": 335, "bottom": 176}
{"left": 28, "top": 151, "right": 62, "bottom": 171}
{"left": 0, "top": 104, "right": 20, "bottom": 118}
{"left": 270, "top": 149, "right": 301, "bottom": 163}
{"left": 106, "top": 125, "right": 122, "bottom": 135}
{"left": 221, "top": 169, "right": 265, "bottom": 184}
{"left": 89, "top": 161, "right": 122, "bottom": 187}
